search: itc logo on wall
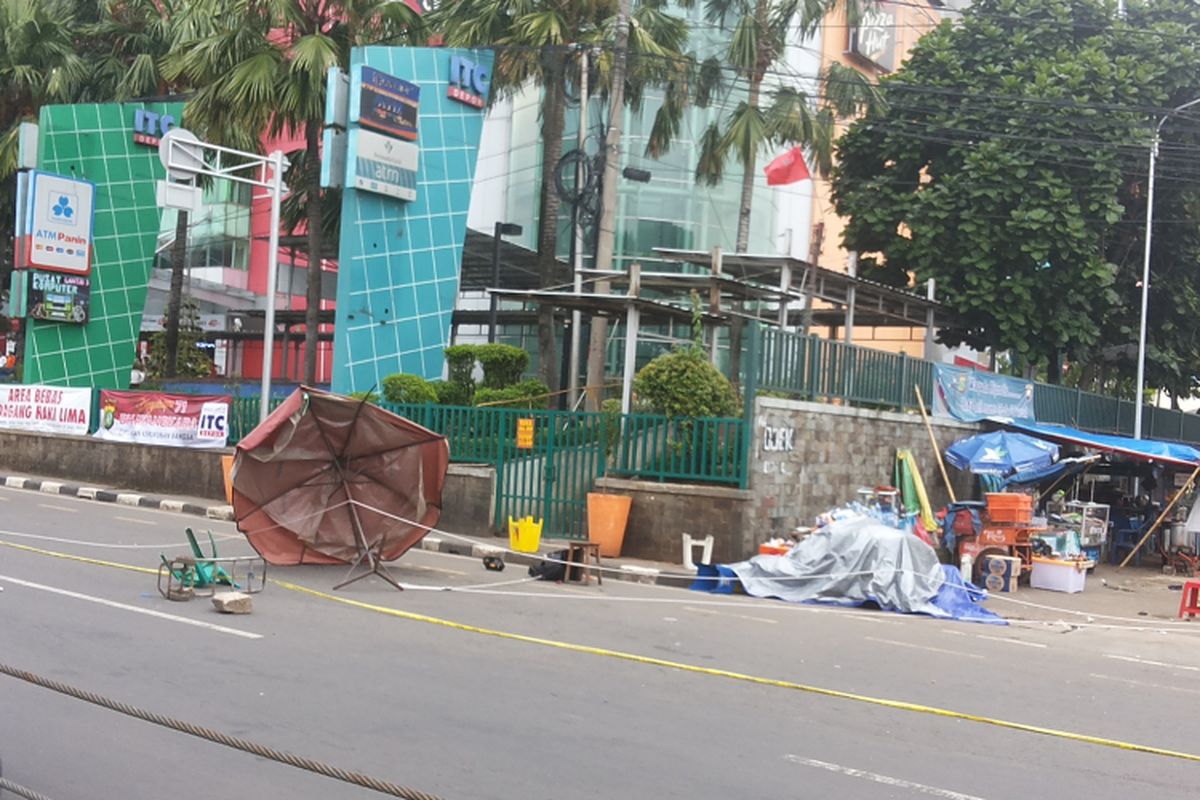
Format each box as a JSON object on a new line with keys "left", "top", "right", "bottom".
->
{"left": 132, "top": 108, "right": 176, "bottom": 147}
{"left": 447, "top": 55, "right": 489, "bottom": 108}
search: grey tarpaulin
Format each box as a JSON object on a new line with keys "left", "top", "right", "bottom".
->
{"left": 730, "top": 517, "right": 946, "bottom": 614}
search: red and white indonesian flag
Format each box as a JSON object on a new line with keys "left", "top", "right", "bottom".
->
{"left": 764, "top": 146, "right": 811, "bottom": 186}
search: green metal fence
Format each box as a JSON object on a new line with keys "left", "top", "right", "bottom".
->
{"left": 228, "top": 397, "right": 745, "bottom": 539}
{"left": 756, "top": 326, "right": 1200, "bottom": 445}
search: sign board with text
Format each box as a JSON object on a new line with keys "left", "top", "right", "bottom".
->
{"left": 354, "top": 65, "right": 420, "bottom": 140}
{"left": 24, "top": 171, "right": 95, "bottom": 274}
{"left": 348, "top": 128, "right": 420, "bottom": 201}
{"left": 0, "top": 384, "right": 91, "bottom": 435}
{"left": 933, "top": 364, "right": 1035, "bottom": 423}
{"left": 94, "top": 390, "right": 232, "bottom": 448}
{"left": 26, "top": 270, "right": 90, "bottom": 324}
{"left": 517, "top": 418, "right": 535, "bottom": 449}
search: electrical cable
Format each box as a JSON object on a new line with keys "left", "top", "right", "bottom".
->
{"left": 0, "top": 662, "right": 447, "bottom": 800}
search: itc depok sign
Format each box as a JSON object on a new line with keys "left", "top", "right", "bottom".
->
{"left": 132, "top": 108, "right": 176, "bottom": 146}
{"left": 447, "top": 55, "right": 489, "bottom": 108}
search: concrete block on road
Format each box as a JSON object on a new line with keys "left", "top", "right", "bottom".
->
{"left": 472, "top": 543, "right": 505, "bottom": 558}
{"left": 5, "top": 477, "right": 26, "bottom": 489}
{"left": 116, "top": 493, "right": 143, "bottom": 507}
{"left": 38, "top": 481, "right": 62, "bottom": 494}
{"left": 212, "top": 591, "right": 253, "bottom": 614}
{"left": 619, "top": 565, "right": 661, "bottom": 585}
{"left": 160, "top": 500, "right": 185, "bottom": 513}
{"left": 76, "top": 487, "right": 99, "bottom": 499}
{"left": 422, "top": 536, "right": 444, "bottom": 551}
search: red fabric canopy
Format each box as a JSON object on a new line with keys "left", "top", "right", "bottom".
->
{"left": 232, "top": 387, "right": 449, "bottom": 567}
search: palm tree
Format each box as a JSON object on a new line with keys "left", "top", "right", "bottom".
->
{"left": 0, "top": 0, "right": 88, "bottom": 295}
{"left": 692, "top": 0, "right": 879, "bottom": 252}
{"left": 428, "top": 0, "right": 689, "bottom": 394}
{"left": 90, "top": 0, "right": 218, "bottom": 378}
{"left": 165, "top": 0, "right": 422, "bottom": 386}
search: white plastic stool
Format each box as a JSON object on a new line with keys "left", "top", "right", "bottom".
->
{"left": 682, "top": 533, "right": 714, "bottom": 571}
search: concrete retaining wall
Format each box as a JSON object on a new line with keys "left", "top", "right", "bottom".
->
{"left": 747, "top": 398, "right": 978, "bottom": 537}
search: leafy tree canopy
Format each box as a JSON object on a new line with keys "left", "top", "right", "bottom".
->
{"left": 832, "top": 0, "right": 1200, "bottom": 393}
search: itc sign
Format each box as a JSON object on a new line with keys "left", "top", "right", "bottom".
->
{"left": 133, "top": 108, "right": 176, "bottom": 146}
{"left": 447, "top": 55, "right": 489, "bottom": 108}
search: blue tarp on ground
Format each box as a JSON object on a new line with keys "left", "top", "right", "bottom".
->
{"left": 991, "top": 418, "right": 1200, "bottom": 468}
{"left": 691, "top": 518, "right": 1005, "bottom": 625}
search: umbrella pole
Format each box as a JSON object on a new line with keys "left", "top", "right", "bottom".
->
{"left": 308, "top": 403, "right": 405, "bottom": 592}
{"left": 332, "top": 494, "right": 405, "bottom": 592}
{"left": 915, "top": 385, "right": 957, "bottom": 504}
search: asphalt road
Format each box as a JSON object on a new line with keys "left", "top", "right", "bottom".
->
{"left": 2, "top": 484, "right": 1199, "bottom": 800}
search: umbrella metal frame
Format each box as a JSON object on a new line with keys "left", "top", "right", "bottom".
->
{"left": 310, "top": 397, "right": 406, "bottom": 592}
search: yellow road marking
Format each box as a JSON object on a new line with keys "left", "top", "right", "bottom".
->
{"left": 4, "top": 538, "right": 1200, "bottom": 764}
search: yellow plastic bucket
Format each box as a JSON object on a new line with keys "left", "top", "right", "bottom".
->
{"left": 508, "top": 516, "right": 543, "bottom": 553}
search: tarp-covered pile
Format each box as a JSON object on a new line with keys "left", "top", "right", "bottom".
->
{"left": 694, "top": 516, "right": 1004, "bottom": 624}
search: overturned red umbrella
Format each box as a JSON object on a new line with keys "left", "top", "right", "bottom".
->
{"left": 231, "top": 387, "right": 449, "bottom": 590}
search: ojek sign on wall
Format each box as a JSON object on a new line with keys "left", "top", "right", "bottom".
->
{"left": 447, "top": 55, "right": 489, "bottom": 108}
{"left": 24, "top": 171, "right": 95, "bottom": 275}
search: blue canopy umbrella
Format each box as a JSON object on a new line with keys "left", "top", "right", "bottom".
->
{"left": 945, "top": 431, "right": 1059, "bottom": 476}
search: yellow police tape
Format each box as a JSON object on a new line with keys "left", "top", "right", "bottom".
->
{"left": 273, "top": 579, "right": 1200, "bottom": 765}
{"left": 3, "top": 537, "right": 1198, "bottom": 764}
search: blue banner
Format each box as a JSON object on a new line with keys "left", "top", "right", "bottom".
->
{"left": 356, "top": 66, "right": 420, "bottom": 141}
{"left": 933, "top": 364, "right": 1034, "bottom": 422}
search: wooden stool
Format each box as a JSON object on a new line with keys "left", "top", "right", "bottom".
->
{"left": 1179, "top": 579, "right": 1200, "bottom": 619}
{"left": 564, "top": 542, "right": 602, "bottom": 585}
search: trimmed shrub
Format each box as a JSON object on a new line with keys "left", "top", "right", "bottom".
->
{"left": 475, "top": 343, "right": 529, "bottom": 388}
{"left": 474, "top": 379, "right": 550, "bottom": 408}
{"left": 430, "top": 379, "right": 472, "bottom": 407}
{"left": 443, "top": 345, "right": 478, "bottom": 388}
{"left": 381, "top": 373, "right": 438, "bottom": 405}
{"left": 633, "top": 348, "right": 738, "bottom": 418}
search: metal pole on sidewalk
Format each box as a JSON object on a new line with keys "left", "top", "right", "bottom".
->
{"left": 567, "top": 47, "right": 589, "bottom": 408}
{"left": 260, "top": 151, "right": 284, "bottom": 423}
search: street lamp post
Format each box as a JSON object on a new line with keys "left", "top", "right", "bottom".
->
{"left": 1135, "top": 97, "right": 1200, "bottom": 439}
{"left": 488, "top": 221, "right": 523, "bottom": 344}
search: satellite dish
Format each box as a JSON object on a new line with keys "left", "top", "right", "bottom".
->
{"left": 159, "top": 128, "right": 205, "bottom": 181}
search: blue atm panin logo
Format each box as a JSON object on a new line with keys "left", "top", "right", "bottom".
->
{"left": 448, "top": 55, "right": 489, "bottom": 109}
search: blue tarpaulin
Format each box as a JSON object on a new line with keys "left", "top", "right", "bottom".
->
{"left": 990, "top": 418, "right": 1200, "bottom": 468}
{"left": 691, "top": 518, "right": 1006, "bottom": 625}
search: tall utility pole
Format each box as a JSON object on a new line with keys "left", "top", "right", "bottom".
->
{"left": 585, "top": 0, "right": 632, "bottom": 411}
{"left": 567, "top": 47, "right": 589, "bottom": 409}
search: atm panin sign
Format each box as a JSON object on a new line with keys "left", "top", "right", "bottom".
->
{"left": 24, "top": 171, "right": 95, "bottom": 275}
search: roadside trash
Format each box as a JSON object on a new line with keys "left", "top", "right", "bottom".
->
{"left": 482, "top": 555, "right": 505, "bottom": 572}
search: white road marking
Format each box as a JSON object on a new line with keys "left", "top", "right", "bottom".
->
{"left": 0, "top": 575, "right": 261, "bottom": 640}
{"left": 975, "top": 634, "right": 1047, "bottom": 649}
{"left": 865, "top": 636, "right": 983, "bottom": 660}
{"left": 682, "top": 605, "right": 779, "bottom": 624}
{"left": 1104, "top": 653, "right": 1200, "bottom": 672}
{"left": 1089, "top": 673, "right": 1200, "bottom": 696}
{"left": 38, "top": 503, "right": 78, "bottom": 513}
{"left": 842, "top": 613, "right": 893, "bottom": 624}
{"left": 114, "top": 515, "right": 158, "bottom": 526}
{"left": 940, "top": 628, "right": 968, "bottom": 636}
{"left": 785, "top": 756, "right": 988, "bottom": 799}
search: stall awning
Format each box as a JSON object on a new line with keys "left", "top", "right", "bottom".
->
{"left": 989, "top": 418, "right": 1200, "bottom": 468}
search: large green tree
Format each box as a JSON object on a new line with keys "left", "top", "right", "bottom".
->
{"left": 832, "top": 0, "right": 1200, "bottom": 391}
{"left": 166, "top": 0, "right": 422, "bottom": 385}
{"left": 428, "top": 0, "right": 689, "bottom": 393}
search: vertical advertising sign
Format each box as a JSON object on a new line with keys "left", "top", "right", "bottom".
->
{"left": 24, "top": 171, "right": 96, "bottom": 275}
{"left": 356, "top": 66, "right": 421, "bottom": 140}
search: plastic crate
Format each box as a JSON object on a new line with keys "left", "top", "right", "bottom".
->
{"left": 986, "top": 493, "right": 1033, "bottom": 524}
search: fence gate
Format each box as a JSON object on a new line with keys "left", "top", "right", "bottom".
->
{"left": 493, "top": 409, "right": 610, "bottom": 541}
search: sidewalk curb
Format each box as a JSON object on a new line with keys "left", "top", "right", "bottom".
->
{"left": 1, "top": 475, "right": 234, "bottom": 522}
{"left": 2, "top": 473, "right": 676, "bottom": 586}
{"left": 417, "top": 535, "right": 669, "bottom": 587}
